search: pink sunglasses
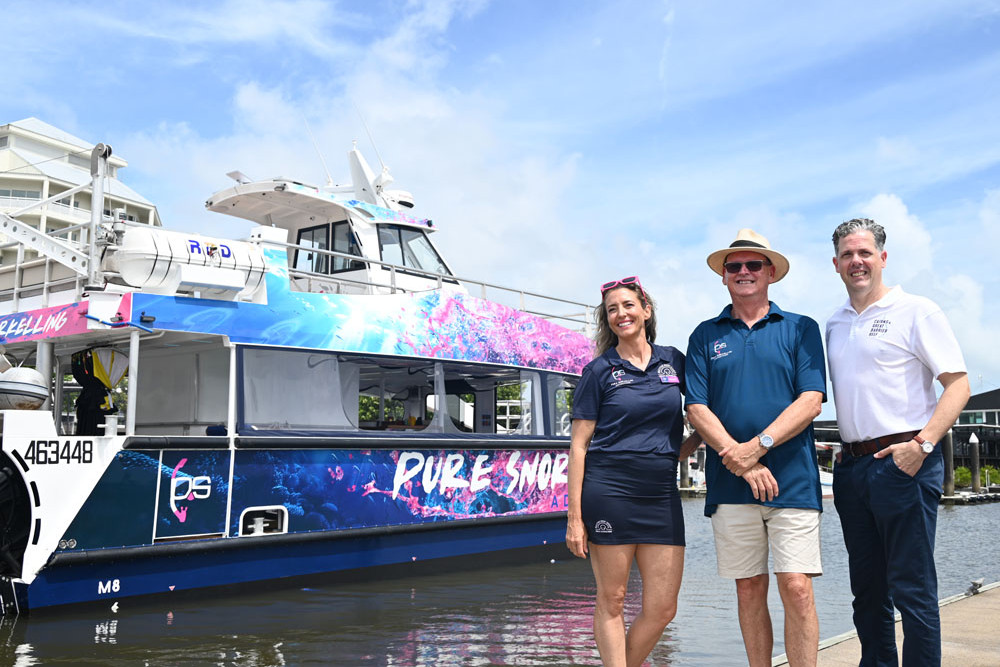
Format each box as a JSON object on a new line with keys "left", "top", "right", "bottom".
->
{"left": 601, "top": 276, "right": 645, "bottom": 298}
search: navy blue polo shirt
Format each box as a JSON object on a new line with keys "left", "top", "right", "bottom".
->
{"left": 572, "top": 344, "right": 686, "bottom": 456}
{"left": 685, "top": 302, "right": 826, "bottom": 516}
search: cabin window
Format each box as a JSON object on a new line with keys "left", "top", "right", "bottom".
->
{"left": 294, "top": 224, "right": 329, "bottom": 275}
{"left": 377, "top": 224, "right": 451, "bottom": 276}
{"left": 330, "top": 222, "right": 364, "bottom": 272}
{"left": 549, "top": 376, "right": 576, "bottom": 437}
{"left": 241, "top": 348, "right": 360, "bottom": 432}
{"left": 133, "top": 344, "right": 230, "bottom": 435}
{"left": 238, "top": 348, "right": 573, "bottom": 436}
{"left": 294, "top": 222, "right": 364, "bottom": 275}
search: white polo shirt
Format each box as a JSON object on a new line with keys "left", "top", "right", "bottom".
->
{"left": 825, "top": 286, "right": 966, "bottom": 443}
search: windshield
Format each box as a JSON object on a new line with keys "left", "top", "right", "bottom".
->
{"left": 378, "top": 225, "right": 451, "bottom": 276}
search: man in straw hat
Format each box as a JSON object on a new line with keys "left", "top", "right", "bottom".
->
{"left": 685, "top": 228, "right": 826, "bottom": 666}
{"left": 827, "top": 218, "right": 968, "bottom": 666}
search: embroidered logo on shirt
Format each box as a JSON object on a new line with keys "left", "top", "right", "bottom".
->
{"left": 869, "top": 319, "right": 891, "bottom": 337}
{"left": 594, "top": 520, "right": 613, "bottom": 534}
{"left": 711, "top": 339, "right": 732, "bottom": 361}
{"left": 657, "top": 363, "right": 680, "bottom": 384}
{"left": 610, "top": 367, "right": 634, "bottom": 388}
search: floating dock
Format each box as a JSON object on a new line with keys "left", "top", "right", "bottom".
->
{"left": 773, "top": 581, "right": 1000, "bottom": 666}
{"left": 940, "top": 492, "right": 1000, "bottom": 505}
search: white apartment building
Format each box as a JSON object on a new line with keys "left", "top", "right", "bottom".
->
{"left": 0, "top": 117, "right": 161, "bottom": 304}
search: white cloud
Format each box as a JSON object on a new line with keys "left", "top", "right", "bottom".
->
{"left": 71, "top": 0, "right": 362, "bottom": 59}
{"left": 859, "top": 194, "right": 932, "bottom": 285}
{"left": 847, "top": 191, "right": 1000, "bottom": 394}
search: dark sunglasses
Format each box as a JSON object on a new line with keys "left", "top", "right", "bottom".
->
{"left": 601, "top": 276, "right": 645, "bottom": 297}
{"left": 723, "top": 260, "right": 771, "bottom": 274}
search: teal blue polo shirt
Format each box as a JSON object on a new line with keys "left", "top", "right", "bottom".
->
{"left": 685, "top": 302, "right": 826, "bottom": 516}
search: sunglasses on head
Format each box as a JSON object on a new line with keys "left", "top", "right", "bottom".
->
{"left": 723, "top": 260, "right": 771, "bottom": 274}
{"left": 601, "top": 276, "right": 645, "bottom": 297}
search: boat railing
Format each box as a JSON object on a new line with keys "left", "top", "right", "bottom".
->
{"left": 0, "top": 219, "right": 94, "bottom": 311}
{"left": 0, "top": 218, "right": 594, "bottom": 333}
{"left": 273, "top": 237, "right": 595, "bottom": 332}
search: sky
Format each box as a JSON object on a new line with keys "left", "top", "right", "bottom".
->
{"left": 3, "top": 0, "right": 1000, "bottom": 417}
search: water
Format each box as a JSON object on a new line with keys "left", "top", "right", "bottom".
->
{"left": 3, "top": 498, "right": 998, "bottom": 666}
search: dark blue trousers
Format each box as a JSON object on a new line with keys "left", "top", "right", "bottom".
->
{"left": 833, "top": 448, "right": 943, "bottom": 667}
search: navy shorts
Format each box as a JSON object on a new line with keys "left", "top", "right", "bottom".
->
{"left": 581, "top": 451, "right": 685, "bottom": 546}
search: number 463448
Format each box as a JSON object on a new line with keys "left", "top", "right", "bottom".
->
{"left": 23, "top": 440, "right": 93, "bottom": 465}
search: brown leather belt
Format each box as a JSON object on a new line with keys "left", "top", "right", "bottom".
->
{"left": 841, "top": 430, "right": 920, "bottom": 458}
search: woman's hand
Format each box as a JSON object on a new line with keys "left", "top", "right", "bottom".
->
{"left": 565, "top": 517, "right": 589, "bottom": 559}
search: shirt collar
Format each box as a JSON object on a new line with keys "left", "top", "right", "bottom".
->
{"left": 836, "top": 285, "right": 903, "bottom": 316}
{"left": 604, "top": 343, "right": 665, "bottom": 369}
{"left": 713, "top": 301, "right": 785, "bottom": 324}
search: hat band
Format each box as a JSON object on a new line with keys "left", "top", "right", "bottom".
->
{"left": 729, "top": 240, "right": 767, "bottom": 250}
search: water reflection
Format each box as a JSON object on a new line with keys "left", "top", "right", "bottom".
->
{"left": 2, "top": 499, "right": 998, "bottom": 666}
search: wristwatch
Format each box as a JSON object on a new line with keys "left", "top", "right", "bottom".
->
{"left": 758, "top": 433, "right": 774, "bottom": 450}
{"left": 913, "top": 435, "right": 934, "bottom": 454}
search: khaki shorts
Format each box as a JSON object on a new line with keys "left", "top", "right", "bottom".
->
{"left": 710, "top": 504, "right": 822, "bottom": 579}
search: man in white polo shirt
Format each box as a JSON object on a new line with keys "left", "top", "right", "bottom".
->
{"left": 826, "top": 218, "right": 970, "bottom": 667}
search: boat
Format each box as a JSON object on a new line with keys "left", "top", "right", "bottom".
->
{"left": 819, "top": 466, "right": 834, "bottom": 498}
{"left": 0, "top": 142, "right": 593, "bottom": 615}
{"left": 816, "top": 441, "right": 837, "bottom": 498}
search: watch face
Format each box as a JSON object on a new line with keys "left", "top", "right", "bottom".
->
{"left": 760, "top": 434, "right": 774, "bottom": 449}
{"left": 921, "top": 442, "right": 934, "bottom": 454}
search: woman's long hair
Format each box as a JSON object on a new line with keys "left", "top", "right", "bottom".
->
{"left": 593, "top": 284, "right": 657, "bottom": 357}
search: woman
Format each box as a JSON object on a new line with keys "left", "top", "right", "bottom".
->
{"left": 566, "top": 276, "right": 700, "bottom": 667}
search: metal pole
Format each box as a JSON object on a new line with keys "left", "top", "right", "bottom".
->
{"left": 13, "top": 244, "right": 24, "bottom": 311}
{"left": 696, "top": 445, "right": 706, "bottom": 481}
{"left": 942, "top": 430, "right": 955, "bottom": 497}
{"left": 88, "top": 143, "right": 112, "bottom": 287}
{"left": 36, "top": 341, "right": 53, "bottom": 411}
{"left": 970, "top": 432, "right": 981, "bottom": 494}
{"left": 126, "top": 328, "right": 140, "bottom": 435}
{"left": 54, "top": 356, "right": 65, "bottom": 435}
{"left": 227, "top": 344, "right": 238, "bottom": 441}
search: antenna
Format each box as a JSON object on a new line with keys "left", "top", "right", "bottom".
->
{"left": 353, "top": 103, "right": 386, "bottom": 171}
{"left": 303, "top": 116, "right": 334, "bottom": 187}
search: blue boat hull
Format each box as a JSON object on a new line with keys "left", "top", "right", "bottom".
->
{"left": 19, "top": 515, "right": 566, "bottom": 613}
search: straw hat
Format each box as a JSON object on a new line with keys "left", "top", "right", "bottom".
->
{"left": 706, "top": 228, "right": 790, "bottom": 282}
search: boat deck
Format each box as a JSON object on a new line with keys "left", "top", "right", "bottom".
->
{"left": 773, "top": 581, "right": 1000, "bottom": 666}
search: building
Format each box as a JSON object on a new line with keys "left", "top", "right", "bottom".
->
{"left": 958, "top": 388, "right": 1000, "bottom": 427}
{"left": 954, "top": 388, "right": 1000, "bottom": 465}
{"left": 0, "top": 117, "right": 161, "bottom": 306}
{"left": 813, "top": 385, "right": 1000, "bottom": 468}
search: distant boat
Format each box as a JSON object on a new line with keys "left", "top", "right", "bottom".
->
{"left": 819, "top": 466, "right": 834, "bottom": 498}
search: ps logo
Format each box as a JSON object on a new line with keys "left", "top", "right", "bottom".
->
{"left": 169, "top": 458, "right": 212, "bottom": 522}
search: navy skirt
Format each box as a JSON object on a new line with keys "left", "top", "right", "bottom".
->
{"left": 581, "top": 451, "right": 685, "bottom": 546}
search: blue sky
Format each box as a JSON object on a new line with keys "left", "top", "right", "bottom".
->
{"left": 4, "top": 0, "right": 1000, "bottom": 412}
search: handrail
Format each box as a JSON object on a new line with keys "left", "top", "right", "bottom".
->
{"left": 0, "top": 219, "right": 594, "bottom": 331}
{"left": 268, "top": 237, "right": 593, "bottom": 328}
